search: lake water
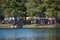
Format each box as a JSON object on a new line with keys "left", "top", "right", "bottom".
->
{"left": 0, "top": 28, "right": 60, "bottom": 40}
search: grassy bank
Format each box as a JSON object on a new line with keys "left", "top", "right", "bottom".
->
{"left": 0, "top": 24, "right": 11, "bottom": 28}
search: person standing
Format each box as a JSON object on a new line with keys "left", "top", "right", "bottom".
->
{"left": 45, "top": 16, "right": 48, "bottom": 24}
{"left": 48, "top": 18, "right": 52, "bottom": 24}
{"left": 17, "top": 18, "right": 23, "bottom": 28}
{"left": 52, "top": 18, "right": 56, "bottom": 24}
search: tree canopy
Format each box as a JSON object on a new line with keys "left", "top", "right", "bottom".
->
{"left": 0, "top": 0, "right": 60, "bottom": 17}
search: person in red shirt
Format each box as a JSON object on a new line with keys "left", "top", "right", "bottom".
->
{"left": 52, "top": 18, "right": 56, "bottom": 24}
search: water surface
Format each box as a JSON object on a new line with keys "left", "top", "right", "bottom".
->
{"left": 0, "top": 28, "right": 59, "bottom": 40}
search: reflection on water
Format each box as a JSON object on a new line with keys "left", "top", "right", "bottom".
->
{"left": 0, "top": 28, "right": 59, "bottom": 40}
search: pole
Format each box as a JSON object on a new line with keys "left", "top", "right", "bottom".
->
{"left": 25, "top": 13, "right": 26, "bottom": 24}
{"left": 56, "top": 12, "right": 57, "bottom": 25}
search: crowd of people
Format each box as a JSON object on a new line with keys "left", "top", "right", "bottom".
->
{"left": 0, "top": 17, "right": 24, "bottom": 28}
{"left": 0, "top": 16, "right": 57, "bottom": 27}
{"left": 0, "top": 17, "right": 56, "bottom": 25}
{"left": 27, "top": 17, "right": 56, "bottom": 25}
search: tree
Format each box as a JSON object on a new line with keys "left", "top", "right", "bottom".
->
{"left": 0, "top": 0, "right": 60, "bottom": 18}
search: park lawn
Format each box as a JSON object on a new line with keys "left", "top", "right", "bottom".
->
{"left": 23, "top": 24, "right": 38, "bottom": 27}
{"left": 23, "top": 24, "right": 45, "bottom": 26}
{"left": 0, "top": 24, "right": 11, "bottom": 27}
{"left": 23, "top": 24, "right": 37, "bottom": 28}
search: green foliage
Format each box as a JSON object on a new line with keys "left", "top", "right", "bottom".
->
{"left": 0, "top": 0, "right": 60, "bottom": 17}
